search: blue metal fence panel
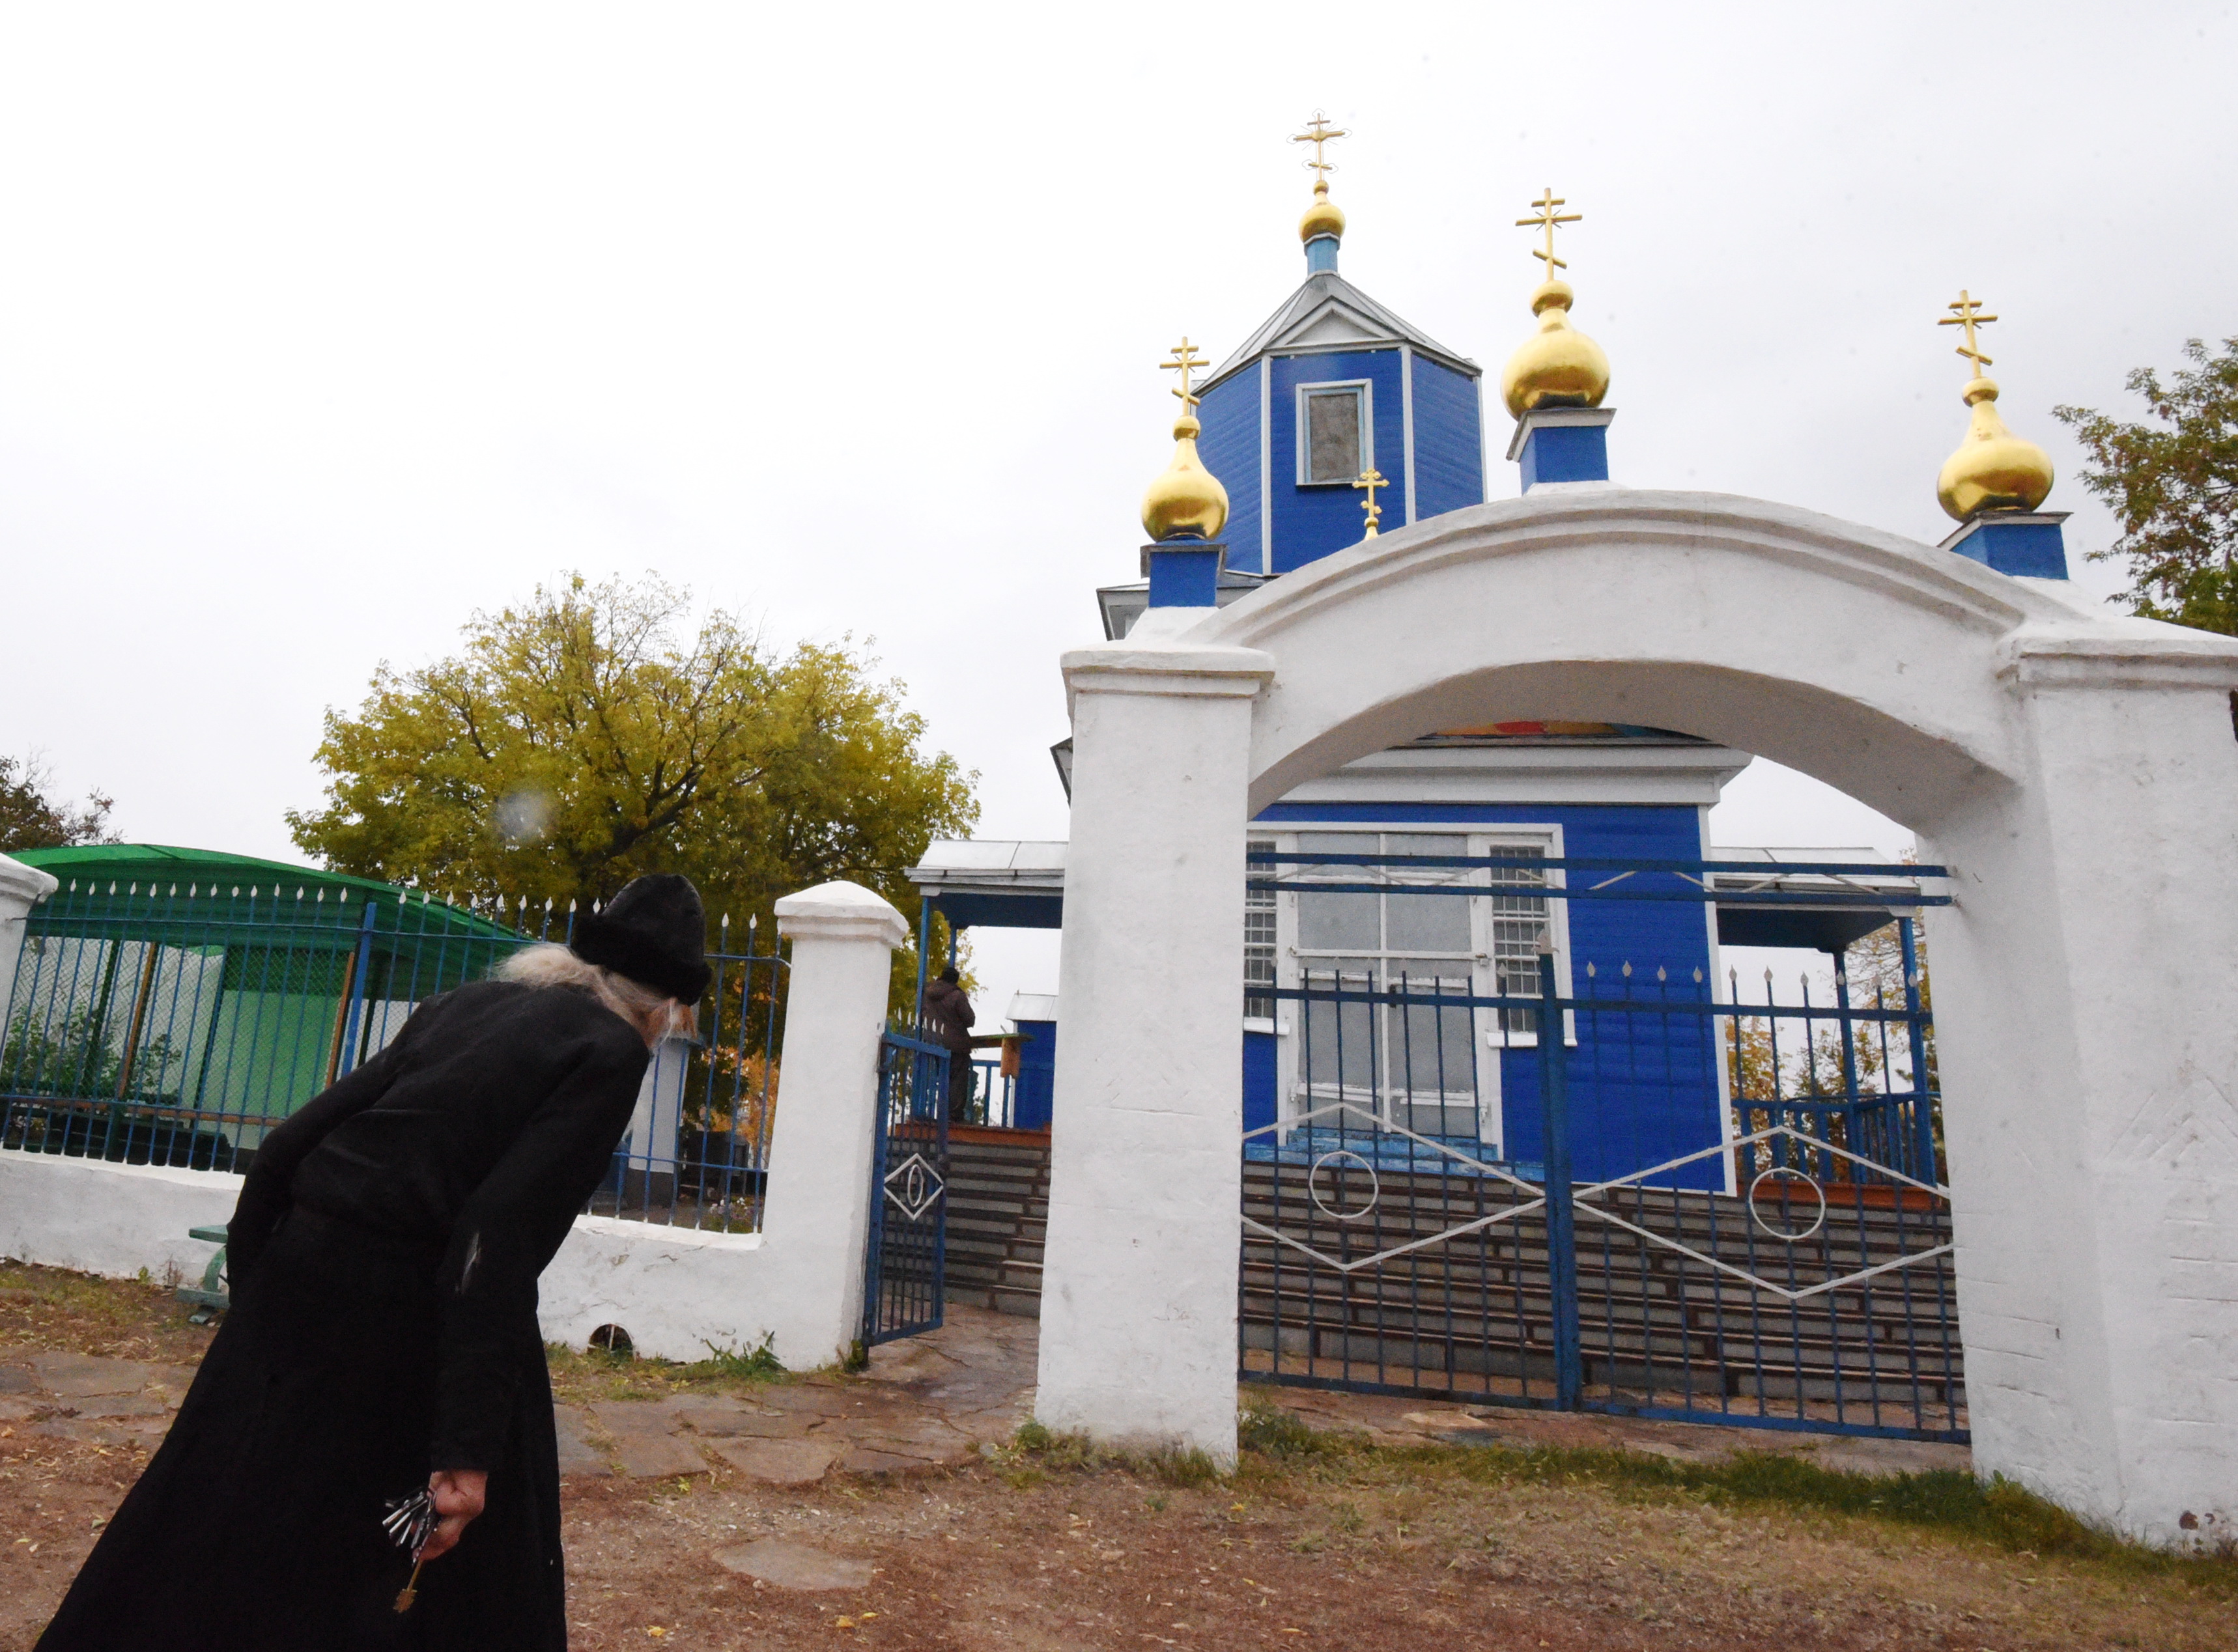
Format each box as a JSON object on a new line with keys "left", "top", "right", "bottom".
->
{"left": 1239, "top": 847, "right": 1963, "bottom": 1444}
{"left": 2, "top": 877, "right": 787, "bottom": 1233}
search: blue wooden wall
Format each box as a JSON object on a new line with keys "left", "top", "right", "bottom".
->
{"left": 1194, "top": 370, "right": 1261, "bottom": 573}
{"left": 1012, "top": 1016, "right": 1057, "bottom": 1131}
{"left": 1246, "top": 800, "right": 1726, "bottom": 1190}
{"left": 1410, "top": 356, "right": 1486, "bottom": 520}
{"left": 1268, "top": 348, "right": 1408, "bottom": 572}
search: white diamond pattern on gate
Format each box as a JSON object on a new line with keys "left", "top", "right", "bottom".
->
{"left": 883, "top": 1151, "right": 944, "bottom": 1222}
{"left": 1572, "top": 1124, "right": 1953, "bottom": 1304}
{"left": 1240, "top": 1100, "right": 1548, "bottom": 1275}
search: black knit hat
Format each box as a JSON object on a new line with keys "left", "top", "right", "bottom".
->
{"left": 570, "top": 874, "right": 711, "bottom": 1002}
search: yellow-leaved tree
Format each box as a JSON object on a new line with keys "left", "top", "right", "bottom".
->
{"left": 286, "top": 574, "right": 979, "bottom": 1061}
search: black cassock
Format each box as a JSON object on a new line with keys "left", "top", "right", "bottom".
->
{"left": 37, "top": 980, "right": 651, "bottom": 1652}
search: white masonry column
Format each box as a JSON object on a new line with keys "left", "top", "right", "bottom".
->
{"left": 756, "top": 880, "right": 909, "bottom": 1371}
{"left": 1921, "top": 630, "right": 2238, "bottom": 1547}
{"left": 1036, "top": 630, "right": 1274, "bottom": 1463}
{"left": 0, "top": 853, "right": 59, "bottom": 1030}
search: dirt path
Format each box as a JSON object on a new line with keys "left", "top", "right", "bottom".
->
{"left": 2, "top": 1264, "right": 2229, "bottom": 1650}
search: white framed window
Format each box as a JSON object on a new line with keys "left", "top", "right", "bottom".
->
{"left": 1254, "top": 826, "right": 1568, "bottom": 1153}
{"left": 1243, "top": 835, "right": 1277, "bottom": 1023}
{"left": 1295, "top": 380, "right": 1372, "bottom": 486}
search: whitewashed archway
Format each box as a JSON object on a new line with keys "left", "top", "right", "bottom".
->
{"left": 1039, "top": 488, "right": 2238, "bottom": 1546}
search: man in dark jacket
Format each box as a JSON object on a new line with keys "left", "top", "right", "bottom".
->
{"left": 37, "top": 875, "right": 711, "bottom": 1652}
{"left": 922, "top": 964, "right": 976, "bottom": 1121}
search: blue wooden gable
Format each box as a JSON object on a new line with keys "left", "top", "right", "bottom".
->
{"left": 1193, "top": 264, "right": 1486, "bottom": 576}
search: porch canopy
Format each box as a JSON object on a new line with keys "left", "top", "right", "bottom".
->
{"left": 903, "top": 840, "right": 1067, "bottom": 932}
{"left": 1706, "top": 847, "right": 1926, "bottom": 953}
{"left": 904, "top": 837, "right": 1923, "bottom": 955}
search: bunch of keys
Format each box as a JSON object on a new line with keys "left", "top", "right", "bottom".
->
{"left": 382, "top": 1488, "right": 438, "bottom": 1613}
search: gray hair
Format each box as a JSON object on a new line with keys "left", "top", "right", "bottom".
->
{"left": 492, "top": 943, "right": 691, "bottom": 1046}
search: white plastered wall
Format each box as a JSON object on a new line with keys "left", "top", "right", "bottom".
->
{"left": 1040, "top": 490, "right": 2238, "bottom": 1544}
{"left": 0, "top": 879, "right": 909, "bottom": 1374}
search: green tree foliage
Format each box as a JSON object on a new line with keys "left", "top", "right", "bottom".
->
{"left": 0, "top": 754, "right": 117, "bottom": 851}
{"left": 286, "top": 574, "right": 979, "bottom": 976}
{"left": 2054, "top": 336, "right": 2238, "bottom": 636}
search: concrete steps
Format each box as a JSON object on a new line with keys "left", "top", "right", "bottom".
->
{"left": 942, "top": 1132, "right": 1049, "bottom": 1319}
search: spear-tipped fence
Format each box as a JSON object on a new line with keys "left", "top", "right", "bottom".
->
{"left": 0, "top": 878, "right": 786, "bottom": 1232}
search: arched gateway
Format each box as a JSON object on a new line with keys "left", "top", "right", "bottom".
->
{"left": 1038, "top": 488, "right": 2238, "bottom": 1545}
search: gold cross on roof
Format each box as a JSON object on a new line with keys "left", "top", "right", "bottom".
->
{"left": 1163, "top": 337, "right": 1211, "bottom": 412}
{"left": 1291, "top": 111, "right": 1349, "bottom": 184}
{"left": 1938, "top": 288, "right": 1997, "bottom": 377}
{"left": 1516, "top": 187, "right": 1581, "bottom": 275}
{"left": 1355, "top": 468, "right": 1389, "bottom": 537}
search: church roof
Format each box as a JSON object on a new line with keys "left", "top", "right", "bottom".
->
{"left": 1202, "top": 270, "right": 1479, "bottom": 393}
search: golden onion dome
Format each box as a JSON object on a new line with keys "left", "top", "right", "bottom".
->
{"left": 1499, "top": 279, "right": 1610, "bottom": 418}
{"left": 1936, "top": 377, "right": 2054, "bottom": 520}
{"left": 1140, "top": 412, "right": 1231, "bottom": 542}
{"left": 1299, "top": 181, "right": 1346, "bottom": 245}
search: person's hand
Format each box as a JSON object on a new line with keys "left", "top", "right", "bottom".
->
{"left": 418, "top": 1468, "right": 487, "bottom": 1561}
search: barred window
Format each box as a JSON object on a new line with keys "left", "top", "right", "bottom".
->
{"left": 1244, "top": 837, "right": 1277, "bottom": 1019}
{"left": 1488, "top": 847, "right": 1550, "bottom": 1035}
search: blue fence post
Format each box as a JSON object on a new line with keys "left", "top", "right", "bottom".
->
{"left": 1899, "top": 917, "right": 1936, "bottom": 1183}
{"left": 1537, "top": 947, "right": 1583, "bottom": 1409}
{"left": 335, "top": 901, "right": 378, "bottom": 1078}
{"left": 912, "top": 901, "right": 933, "bottom": 1033}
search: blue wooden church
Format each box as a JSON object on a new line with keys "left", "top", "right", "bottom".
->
{"left": 910, "top": 135, "right": 1917, "bottom": 1194}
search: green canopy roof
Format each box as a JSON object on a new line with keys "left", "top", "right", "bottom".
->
{"left": 11, "top": 844, "right": 521, "bottom": 941}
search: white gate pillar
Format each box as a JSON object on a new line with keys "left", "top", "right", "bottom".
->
{"left": 1923, "top": 643, "right": 2238, "bottom": 1547}
{"left": 1036, "top": 633, "right": 1274, "bottom": 1462}
{"left": 757, "top": 880, "right": 909, "bottom": 1369}
{"left": 0, "top": 853, "right": 59, "bottom": 1030}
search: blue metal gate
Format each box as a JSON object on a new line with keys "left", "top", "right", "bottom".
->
{"left": 1239, "top": 849, "right": 1964, "bottom": 1444}
{"left": 861, "top": 1028, "right": 951, "bottom": 1346}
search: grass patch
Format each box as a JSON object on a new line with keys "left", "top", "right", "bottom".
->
{"left": 0, "top": 1259, "right": 217, "bottom": 1364}
{"left": 544, "top": 1334, "right": 793, "bottom": 1403}
{"left": 1232, "top": 1405, "right": 2238, "bottom": 1597}
{"left": 999, "top": 1421, "right": 1227, "bottom": 1490}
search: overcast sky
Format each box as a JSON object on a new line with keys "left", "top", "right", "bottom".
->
{"left": 2, "top": 3, "right": 2230, "bottom": 1016}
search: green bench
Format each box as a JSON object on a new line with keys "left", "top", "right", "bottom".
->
{"left": 178, "top": 1224, "right": 228, "bottom": 1323}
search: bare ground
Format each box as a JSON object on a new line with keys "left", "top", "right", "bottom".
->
{"left": 2, "top": 1262, "right": 2231, "bottom": 1651}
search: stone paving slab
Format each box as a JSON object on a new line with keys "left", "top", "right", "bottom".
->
{"left": 25, "top": 1353, "right": 154, "bottom": 1398}
{"left": 709, "top": 1438, "right": 838, "bottom": 1485}
{"left": 710, "top": 1539, "right": 871, "bottom": 1591}
{"left": 588, "top": 1402, "right": 711, "bottom": 1479}
{"left": 0, "top": 1365, "right": 36, "bottom": 1395}
{"left": 553, "top": 1405, "right": 606, "bottom": 1476}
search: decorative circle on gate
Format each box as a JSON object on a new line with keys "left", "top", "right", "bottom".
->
{"left": 1307, "top": 1150, "right": 1381, "bottom": 1222}
{"left": 1746, "top": 1166, "right": 1829, "bottom": 1244}
{"left": 882, "top": 1151, "right": 945, "bottom": 1222}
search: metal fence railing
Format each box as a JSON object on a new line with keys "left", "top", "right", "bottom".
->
{"left": 1, "top": 876, "right": 786, "bottom": 1233}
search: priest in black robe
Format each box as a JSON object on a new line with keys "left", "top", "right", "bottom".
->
{"left": 36, "top": 873, "right": 713, "bottom": 1652}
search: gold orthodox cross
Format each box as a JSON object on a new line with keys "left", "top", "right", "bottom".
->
{"left": 1291, "top": 111, "right": 1349, "bottom": 184}
{"left": 1163, "top": 337, "right": 1211, "bottom": 412}
{"left": 1516, "top": 187, "right": 1581, "bottom": 275}
{"left": 1355, "top": 468, "right": 1389, "bottom": 536}
{"left": 1938, "top": 289, "right": 1997, "bottom": 376}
